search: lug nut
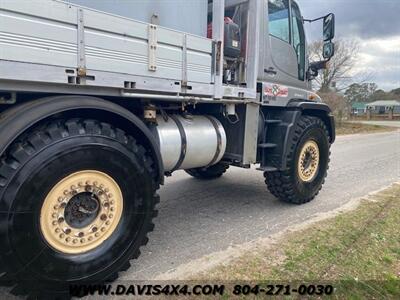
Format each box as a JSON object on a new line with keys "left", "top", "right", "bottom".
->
{"left": 100, "top": 214, "right": 107, "bottom": 221}
{"left": 65, "top": 228, "right": 71, "bottom": 234}
{"left": 58, "top": 217, "right": 65, "bottom": 223}
{"left": 78, "top": 232, "right": 84, "bottom": 237}
{"left": 92, "top": 227, "right": 98, "bottom": 233}
{"left": 60, "top": 203, "right": 67, "bottom": 209}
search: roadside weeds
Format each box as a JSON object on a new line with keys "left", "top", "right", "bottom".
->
{"left": 191, "top": 183, "right": 400, "bottom": 298}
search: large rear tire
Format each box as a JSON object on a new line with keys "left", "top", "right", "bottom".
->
{"left": 264, "top": 116, "right": 331, "bottom": 204}
{"left": 0, "top": 118, "right": 159, "bottom": 298}
{"left": 185, "top": 163, "right": 229, "bottom": 180}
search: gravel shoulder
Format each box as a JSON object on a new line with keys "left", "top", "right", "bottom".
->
{"left": 336, "top": 121, "right": 398, "bottom": 135}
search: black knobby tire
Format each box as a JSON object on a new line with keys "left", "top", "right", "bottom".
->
{"left": 185, "top": 163, "right": 229, "bottom": 180}
{"left": 0, "top": 118, "right": 159, "bottom": 298}
{"left": 264, "top": 116, "right": 331, "bottom": 204}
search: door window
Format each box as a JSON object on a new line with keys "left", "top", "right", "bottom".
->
{"left": 268, "top": 0, "right": 290, "bottom": 43}
{"left": 291, "top": 1, "right": 306, "bottom": 80}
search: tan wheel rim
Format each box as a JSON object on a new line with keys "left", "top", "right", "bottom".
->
{"left": 40, "top": 170, "right": 123, "bottom": 254}
{"left": 297, "top": 140, "right": 320, "bottom": 182}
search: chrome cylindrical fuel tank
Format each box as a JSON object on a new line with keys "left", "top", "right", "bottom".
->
{"left": 155, "top": 115, "right": 226, "bottom": 172}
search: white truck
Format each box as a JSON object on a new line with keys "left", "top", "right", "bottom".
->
{"left": 0, "top": 0, "right": 336, "bottom": 297}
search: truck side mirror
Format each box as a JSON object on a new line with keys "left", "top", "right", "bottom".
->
{"left": 323, "top": 42, "right": 335, "bottom": 59}
{"left": 308, "top": 60, "right": 327, "bottom": 79}
{"left": 323, "top": 13, "right": 335, "bottom": 41}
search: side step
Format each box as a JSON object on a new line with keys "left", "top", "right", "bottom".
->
{"left": 258, "top": 143, "right": 277, "bottom": 149}
{"left": 256, "top": 166, "right": 278, "bottom": 172}
{"left": 265, "top": 119, "right": 281, "bottom": 125}
{"left": 258, "top": 119, "right": 281, "bottom": 173}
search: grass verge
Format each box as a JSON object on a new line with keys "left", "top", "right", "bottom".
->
{"left": 197, "top": 184, "right": 400, "bottom": 299}
{"left": 336, "top": 122, "right": 397, "bottom": 135}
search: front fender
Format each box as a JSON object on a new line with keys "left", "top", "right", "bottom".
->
{"left": 287, "top": 100, "right": 335, "bottom": 143}
{"left": 259, "top": 100, "right": 335, "bottom": 171}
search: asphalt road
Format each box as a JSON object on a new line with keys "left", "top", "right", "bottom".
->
{"left": 122, "top": 130, "right": 400, "bottom": 280}
{"left": 1, "top": 131, "right": 399, "bottom": 299}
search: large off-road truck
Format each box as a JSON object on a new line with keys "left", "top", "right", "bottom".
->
{"left": 0, "top": 0, "right": 335, "bottom": 297}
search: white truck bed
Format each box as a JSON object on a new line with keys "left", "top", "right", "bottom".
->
{"left": 0, "top": 0, "right": 235, "bottom": 98}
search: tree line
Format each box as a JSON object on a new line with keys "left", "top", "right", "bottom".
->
{"left": 344, "top": 83, "right": 400, "bottom": 104}
{"left": 308, "top": 39, "right": 399, "bottom": 121}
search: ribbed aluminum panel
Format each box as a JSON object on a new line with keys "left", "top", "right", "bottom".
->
{"left": 67, "top": 0, "right": 208, "bottom": 37}
{"left": 0, "top": 0, "right": 213, "bottom": 84}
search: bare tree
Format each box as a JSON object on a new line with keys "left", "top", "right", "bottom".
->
{"left": 309, "top": 39, "right": 370, "bottom": 92}
{"left": 318, "top": 92, "right": 348, "bottom": 124}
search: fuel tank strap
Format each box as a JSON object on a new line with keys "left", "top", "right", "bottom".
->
{"left": 205, "top": 116, "right": 223, "bottom": 167}
{"left": 168, "top": 115, "right": 187, "bottom": 172}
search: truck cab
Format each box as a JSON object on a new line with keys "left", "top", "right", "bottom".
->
{"left": 259, "top": 0, "right": 335, "bottom": 105}
{"left": 262, "top": 0, "right": 308, "bottom": 90}
{"left": 214, "top": 0, "right": 334, "bottom": 105}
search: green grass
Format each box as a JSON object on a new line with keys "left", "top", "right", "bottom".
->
{"left": 196, "top": 184, "right": 400, "bottom": 299}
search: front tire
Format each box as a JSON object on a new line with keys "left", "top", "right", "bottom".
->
{"left": 264, "top": 116, "right": 331, "bottom": 204}
{"left": 0, "top": 119, "right": 159, "bottom": 298}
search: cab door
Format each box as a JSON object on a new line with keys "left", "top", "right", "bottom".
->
{"left": 263, "top": 0, "right": 307, "bottom": 89}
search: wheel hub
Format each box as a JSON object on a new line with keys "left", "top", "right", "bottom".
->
{"left": 64, "top": 192, "right": 100, "bottom": 229}
{"left": 298, "top": 140, "right": 320, "bottom": 182}
{"left": 40, "top": 170, "right": 123, "bottom": 254}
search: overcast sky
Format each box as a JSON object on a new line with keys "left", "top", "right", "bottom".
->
{"left": 298, "top": 0, "right": 400, "bottom": 91}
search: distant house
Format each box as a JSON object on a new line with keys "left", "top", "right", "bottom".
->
{"left": 351, "top": 102, "right": 367, "bottom": 115}
{"left": 366, "top": 100, "right": 400, "bottom": 114}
